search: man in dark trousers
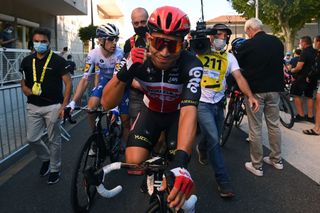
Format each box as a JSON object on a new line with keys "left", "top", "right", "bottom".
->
{"left": 123, "top": 7, "right": 149, "bottom": 125}
{"left": 236, "top": 18, "right": 284, "bottom": 176}
{"left": 20, "top": 28, "right": 72, "bottom": 184}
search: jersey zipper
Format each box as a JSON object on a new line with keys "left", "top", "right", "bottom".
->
{"left": 161, "top": 70, "right": 164, "bottom": 112}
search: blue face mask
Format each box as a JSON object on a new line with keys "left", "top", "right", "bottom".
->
{"left": 33, "top": 42, "right": 48, "bottom": 53}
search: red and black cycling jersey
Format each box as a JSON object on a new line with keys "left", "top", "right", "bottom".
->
{"left": 117, "top": 50, "right": 203, "bottom": 113}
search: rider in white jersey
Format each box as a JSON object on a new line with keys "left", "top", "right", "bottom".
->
{"left": 67, "top": 23, "right": 126, "bottom": 132}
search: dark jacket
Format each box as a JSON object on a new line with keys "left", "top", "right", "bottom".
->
{"left": 236, "top": 31, "right": 284, "bottom": 93}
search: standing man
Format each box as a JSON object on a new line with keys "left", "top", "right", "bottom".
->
{"left": 303, "top": 35, "right": 320, "bottom": 135}
{"left": 20, "top": 28, "right": 72, "bottom": 184}
{"left": 236, "top": 18, "right": 285, "bottom": 176}
{"left": 290, "top": 36, "right": 317, "bottom": 123}
{"left": 196, "top": 24, "right": 258, "bottom": 198}
{"left": 123, "top": 7, "right": 149, "bottom": 125}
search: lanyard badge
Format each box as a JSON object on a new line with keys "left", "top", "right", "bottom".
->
{"left": 32, "top": 51, "right": 53, "bottom": 96}
{"left": 32, "top": 82, "right": 42, "bottom": 96}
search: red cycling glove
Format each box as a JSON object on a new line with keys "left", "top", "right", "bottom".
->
{"left": 166, "top": 167, "right": 194, "bottom": 197}
{"left": 126, "top": 47, "right": 146, "bottom": 70}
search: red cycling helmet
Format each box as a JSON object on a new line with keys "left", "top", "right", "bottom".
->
{"left": 148, "top": 6, "right": 190, "bottom": 38}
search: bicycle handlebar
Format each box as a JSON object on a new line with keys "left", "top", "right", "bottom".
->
{"left": 96, "top": 159, "right": 198, "bottom": 210}
{"left": 96, "top": 162, "right": 123, "bottom": 198}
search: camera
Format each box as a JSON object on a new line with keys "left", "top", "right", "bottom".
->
{"left": 189, "top": 21, "right": 216, "bottom": 54}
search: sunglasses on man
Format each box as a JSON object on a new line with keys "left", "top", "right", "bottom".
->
{"left": 150, "top": 36, "right": 182, "bottom": 54}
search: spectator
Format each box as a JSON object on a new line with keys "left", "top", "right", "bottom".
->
{"left": 0, "top": 22, "right": 16, "bottom": 48}
{"left": 303, "top": 35, "right": 320, "bottom": 135}
{"left": 123, "top": 7, "right": 149, "bottom": 125}
{"left": 284, "top": 51, "right": 292, "bottom": 65}
{"left": 236, "top": 18, "right": 285, "bottom": 176}
{"left": 19, "top": 28, "right": 72, "bottom": 184}
{"left": 290, "top": 36, "right": 317, "bottom": 123}
{"left": 60, "top": 46, "right": 69, "bottom": 59}
{"left": 66, "top": 54, "right": 76, "bottom": 75}
{"left": 196, "top": 24, "right": 259, "bottom": 198}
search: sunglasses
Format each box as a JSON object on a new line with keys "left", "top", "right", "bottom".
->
{"left": 105, "top": 36, "right": 119, "bottom": 42}
{"left": 150, "top": 36, "right": 182, "bottom": 54}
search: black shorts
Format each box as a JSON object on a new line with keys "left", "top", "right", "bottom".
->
{"left": 127, "top": 105, "right": 179, "bottom": 152}
{"left": 290, "top": 77, "right": 317, "bottom": 98}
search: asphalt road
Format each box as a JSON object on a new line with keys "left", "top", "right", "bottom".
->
{"left": 0, "top": 117, "right": 319, "bottom": 213}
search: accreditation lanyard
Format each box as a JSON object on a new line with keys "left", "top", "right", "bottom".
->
{"left": 32, "top": 50, "right": 53, "bottom": 84}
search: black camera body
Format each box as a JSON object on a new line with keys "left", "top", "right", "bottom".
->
{"left": 190, "top": 21, "right": 216, "bottom": 54}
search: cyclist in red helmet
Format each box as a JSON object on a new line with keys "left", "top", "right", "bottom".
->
{"left": 101, "top": 6, "right": 203, "bottom": 210}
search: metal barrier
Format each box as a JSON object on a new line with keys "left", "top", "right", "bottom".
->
{"left": 0, "top": 48, "right": 87, "bottom": 86}
{"left": 0, "top": 74, "right": 85, "bottom": 165}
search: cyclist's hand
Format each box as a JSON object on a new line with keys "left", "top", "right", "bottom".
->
{"left": 161, "top": 167, "right": 194, "bottom": 210}
{"left": 126, "top": 47, "right": 147, "bottom": 70}
{"left": 248, "top": 96, "right": 259, "bottom": 113}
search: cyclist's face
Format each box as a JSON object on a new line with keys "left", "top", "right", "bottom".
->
{"left": 100, "top": 37, "right": 118, "bottom": 54}
{"left": 148, "top": 32, "right": 183, "bottom": 70}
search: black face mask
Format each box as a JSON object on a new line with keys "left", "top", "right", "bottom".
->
{"left": 134, "top": 26, "right": 148, "bottom": 37}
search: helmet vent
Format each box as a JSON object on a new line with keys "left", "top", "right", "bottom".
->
{"left": 166, "top": 13, "right": 172, "bottom": 29}
{"left": 173, "top": 20, "right": 181, "bottom": 32}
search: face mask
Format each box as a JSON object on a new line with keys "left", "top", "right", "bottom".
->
{"left": 134, "top": 26, "right": 148, "bottom": 37}
{"left": 6, "top": 29, "right": 13, "bottom": 34}
{"left": 33, "top": 42, "right": 49, "bottom": 53}
{"left": 213, "top": 38, "right": 226, "bottom": 50}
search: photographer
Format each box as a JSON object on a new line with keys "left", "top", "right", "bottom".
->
{"left": 194, "top": 23, "right": 259, "bottom": 198}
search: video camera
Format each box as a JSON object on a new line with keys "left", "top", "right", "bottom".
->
{"left": 190, "top": 21, "right": 216, "bottom": 54}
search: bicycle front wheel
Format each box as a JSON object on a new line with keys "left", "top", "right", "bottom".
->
{"left": 71, "top": 135, "right": 103, "bottom": 213}
{"left": 220, "top": 107, "right": 235, "bottom": 147}
{"left": 279, "top": 92, "right": 294, "bottom": 129}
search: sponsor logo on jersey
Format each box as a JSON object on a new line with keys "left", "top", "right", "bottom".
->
{"left": 187, "top": 67, "right": 202, "bottom": 93}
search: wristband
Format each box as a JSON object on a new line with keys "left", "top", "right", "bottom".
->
{"left": 169, "top": 150, "right": 190, "bottom": 169}
{"left": 116, "top": 68, "right": 134, "bottom": 83}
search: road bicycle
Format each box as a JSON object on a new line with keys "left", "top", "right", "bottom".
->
{"left": 68, "top": 107, "right": 124, "bottom": 213}
{"left": 220, "top": 86, "right": 246, "bottom": 147}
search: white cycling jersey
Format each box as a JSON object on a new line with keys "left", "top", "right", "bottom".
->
{"left": 82, "top": 46, "right": 124, "bottom": 80}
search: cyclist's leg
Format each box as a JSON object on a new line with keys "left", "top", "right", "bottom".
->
{"left": 126, "top": 106, "right": 161, "bottom": 164}
{"left": 119, "top": 88, "right": 130, "bottom": 143}
{"left": 88, "top": 78, "right": 108, "bottom": 130}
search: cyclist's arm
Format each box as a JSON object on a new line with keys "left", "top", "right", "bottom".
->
{"left": 94, "top": 72, "right": 99, "bottom": 87}
{"left": 177, "top": 105, "right": 197, "bottom": 154}
{"left": 71, "top": 77, "right": 88, "bottom": 102}
{"left": 101, "top": 75, "right": 127, "bottom": 111}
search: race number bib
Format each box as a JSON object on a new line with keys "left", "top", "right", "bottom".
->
{"left": 32, "top": 82, "right": 42, "bottom": 96}
{"left": 198, "top": 53, "right": 228, "bottom": 92}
